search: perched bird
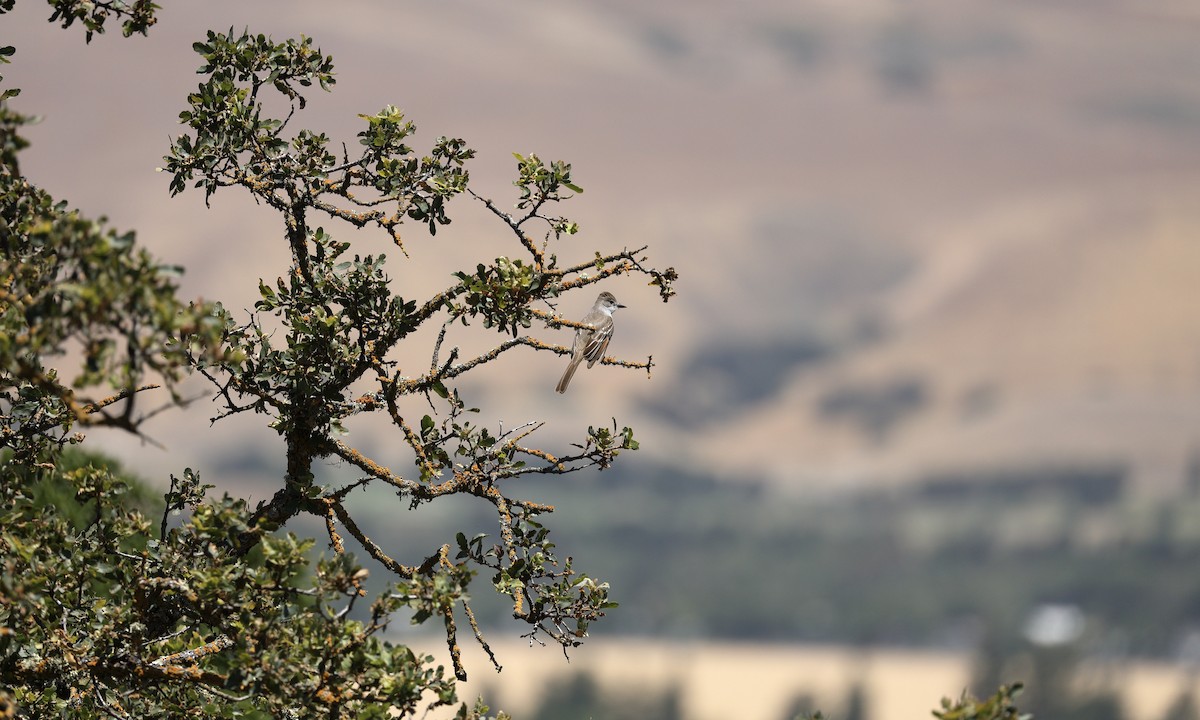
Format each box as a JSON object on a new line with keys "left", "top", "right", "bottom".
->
{"left": 555, "top": 291, "right": 625, "bottom": 394}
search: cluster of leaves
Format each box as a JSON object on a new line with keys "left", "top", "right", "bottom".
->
{"left": 233, "top": 230, "right": 418, "bottom": 438}
{"left": 1, "top": 454, "right": 463, "bottom": 717}
{"left": 0, "top": 96, "right": 223, "bottom": 468}
{"left": 0, "top": 2, "right": 22, "bottom": 146}
{"left": 0, "top": 5, "right": 218, "bottom": 468}
{"left": 45, "top": 0, "right": 161, "bottom": 42}
{"left": 357, "top": 105, "right": 473, "bottom": 235}
{"left": 164, "top": 29, "right": 476, "bottom": 251}
{"left": 935, "top": 684, "right": 1031, "bottom": 720}
{"left": 451, "top": 257, "right": 551, "bottom": 336}
{"left": 511, "top": 152, "right": 582, "bottom": 239}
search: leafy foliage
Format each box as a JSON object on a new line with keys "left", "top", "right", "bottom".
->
{"left": 0, "top": 77, "right": 222, "bottom": 466}
{"left": 1, "top": 11, "right": 676, "bottom": 720}
{"left": 44, "top": 0, "right": 161, "bottom": 42}
{"left": 2, "top": 453, "right": 469, "bottom": 717}
{"left": 935, "top": 684, "right": 1031, "bottom": 720}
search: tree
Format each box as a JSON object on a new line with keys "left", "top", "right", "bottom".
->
{"left": 1, "top": 3, "right": 676, "bottom": 717}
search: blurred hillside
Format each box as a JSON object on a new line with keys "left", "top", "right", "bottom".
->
{"left": 7, "top": 0, "right": 1200, "bottom": 497}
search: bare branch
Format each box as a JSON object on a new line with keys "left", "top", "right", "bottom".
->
{"left": 326, "top": 496, "right": 418, "bottom": 578}
{"left": 462, "top": 600, "right": 501, "bottom": 673}
{"left": 331, "top": 440, "right": 421, "bottom": 496}
{"left": 80, "top": 384, "right": 159, "bottom": 419}
{"left": 552, "top": 245, "right": 648, "bottom": 277}
{"left": 468, "top": 189, "right": 544, "bottom": 266}
{"left": 397, "top": 336, "right": 538, "bottom": 393}
{"left": 324, "top": 502, "right": 345, "bottom": 554}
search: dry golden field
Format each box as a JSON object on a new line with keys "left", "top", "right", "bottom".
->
{"left": 420, "top": 637, "right": 1200, "bottom": 720}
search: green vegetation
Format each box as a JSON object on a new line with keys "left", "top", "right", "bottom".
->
{"left": 933, "top": 684, "right": 1030, "bottom": 720}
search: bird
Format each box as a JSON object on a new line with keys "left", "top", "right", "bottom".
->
{"left": 555, "top": 291, "right": 625, "bottom": 394}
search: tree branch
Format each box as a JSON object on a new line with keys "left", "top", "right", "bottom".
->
{"left": 468, "top": 189, "right": 544, "bottom": 267}
{"left": 149, "top": 634, "right": 233, "bottom": 668}
{"left": 327, "top": 497, "right": 418, "bottom": 578}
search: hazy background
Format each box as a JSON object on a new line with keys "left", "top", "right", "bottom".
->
{"left": 9, "top": 1, "right": 1200, "bottom": 718}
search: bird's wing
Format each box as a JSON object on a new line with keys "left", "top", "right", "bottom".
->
{"left": 582, "top": 323, "right": 612, "bottom": 368}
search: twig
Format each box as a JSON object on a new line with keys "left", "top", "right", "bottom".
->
{"left": 327, "top": 497, "right": 417, "bottom": 578}
{"left": 149, "top": 634, "right": 234, "bottom": 668}
{"left": 462, "top": 600, "right": 501, "bottom": 673}
{"left": 468, "top": 189, "right": 544, "bottom": 266}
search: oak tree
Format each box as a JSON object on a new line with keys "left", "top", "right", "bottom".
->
{"left": 0, "top": 3, "right": 676, "bottom": 717}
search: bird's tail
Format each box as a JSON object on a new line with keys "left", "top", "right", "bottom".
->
{"left": 556, "top": 356, "right": 583, "bottom": 394}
